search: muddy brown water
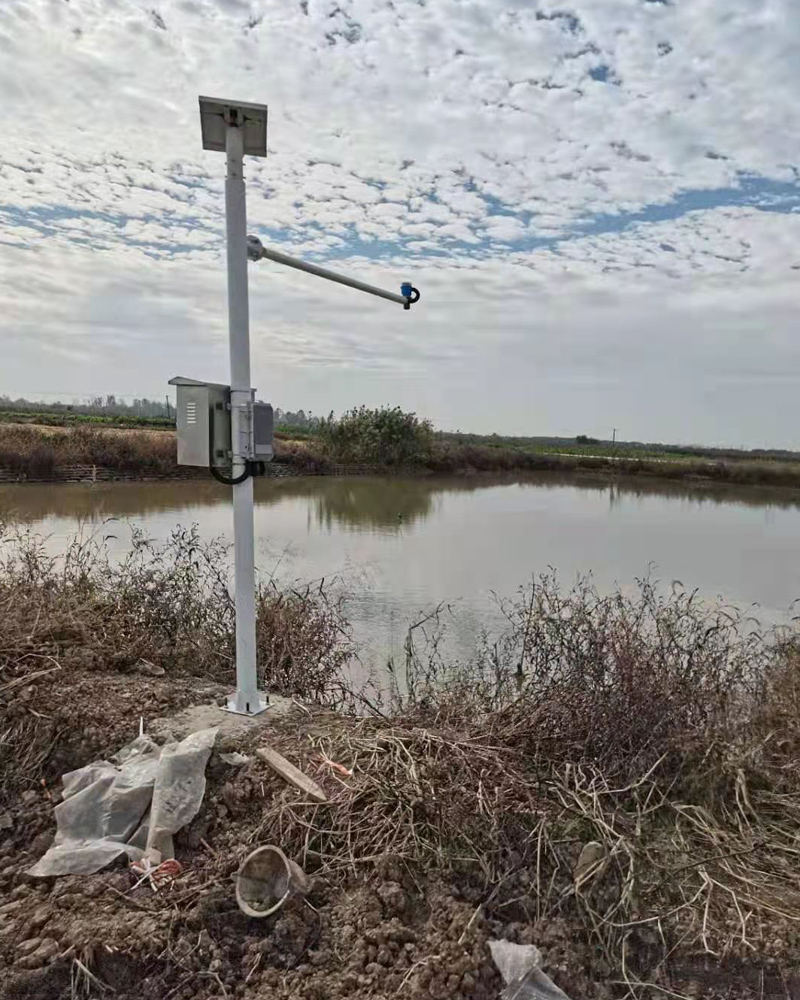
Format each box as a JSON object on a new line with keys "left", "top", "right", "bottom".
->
{"left": 1, "top": 472, "right": 799, "bottom": 671}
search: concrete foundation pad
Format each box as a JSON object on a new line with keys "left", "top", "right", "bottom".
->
{"left": 150, "top": 692, "right": 293, "bottom": 747}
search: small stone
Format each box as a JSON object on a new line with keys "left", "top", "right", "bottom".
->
{"left": 21, "top": 791, "right": 37, "bottom": 806}
{"left": 0, "top": 813, "right": 12, "bottom": 831}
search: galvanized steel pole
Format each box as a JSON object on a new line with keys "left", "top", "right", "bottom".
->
{"left": 248, "top": 240, "right": 411, "bottom": 307}
{"left": 224, "top": 124, "right": 265, "bottom": 715}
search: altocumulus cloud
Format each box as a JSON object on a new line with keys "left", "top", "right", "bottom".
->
{"left": 0, "top": 0, "right": 799, "bottom": 446}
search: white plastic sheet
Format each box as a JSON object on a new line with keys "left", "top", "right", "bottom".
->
{"left": 28, "top": 728, "right": 217, "bottom": 877}
{"left": 489, "top": 939, "right": 573, "bottom": 1000}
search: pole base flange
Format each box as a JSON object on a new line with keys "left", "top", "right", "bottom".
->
{"left": 222, "top": 692, "right": 270, "bottom": 716}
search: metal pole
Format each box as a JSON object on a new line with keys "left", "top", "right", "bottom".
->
{"left": 253, "top": 243, "right": 409, "bottom": 306}
{"left": 224, "top": 123, "right": 266, "bottom": 715}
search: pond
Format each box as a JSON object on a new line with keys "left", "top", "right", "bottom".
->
{"left": 2, "top": 473, "right": 799, "bottom": 669}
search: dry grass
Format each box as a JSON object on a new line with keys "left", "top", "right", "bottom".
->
{"left": 0, "top": 423, "right": 178, "bottom": 477}
{"left": 0, "top": 523, "right": 356, "bottom": 799}
{"left": 0, "top": 422, "right": 330, "bottom": 478}
{"left": 250, "top": 672, "right": 800, "bottom": 988}
{"left": 247, "top": 577, "right": 800, "bottom": 989}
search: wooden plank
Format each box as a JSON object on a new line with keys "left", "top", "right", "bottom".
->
{"left": 255, "top": 747, "right": 328, "bottom": 803}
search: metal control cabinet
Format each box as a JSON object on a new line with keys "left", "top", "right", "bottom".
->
{"left": 170, "top": 376, "right": 231, "bottom": 468}
{"left": 252, "top": 402, "right": 274, "bottom": 461}
{"left": 169, "top": 376, "right": 273, "bottom": 468}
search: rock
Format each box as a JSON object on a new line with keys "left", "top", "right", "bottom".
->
{"left": 0, "top": 812, "right": 13, "bottom": 831}
{"left": 21, "top": 791, "right": 37, "bottom": 806}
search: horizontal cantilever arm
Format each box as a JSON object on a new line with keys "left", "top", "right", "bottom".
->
{"left": 246, "top": 235, "right": 416, "bottom": 308}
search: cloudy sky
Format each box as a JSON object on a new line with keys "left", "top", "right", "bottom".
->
{"left": 1, "top": 0, "right": 798, "bottom": 447}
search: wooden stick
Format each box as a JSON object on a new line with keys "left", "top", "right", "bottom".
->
{"left": 255, "top": 746, "right": 328, "bottom": 803}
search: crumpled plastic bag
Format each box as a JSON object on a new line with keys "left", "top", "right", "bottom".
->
{"left": 489, "top": 939, "right": 573, "bottom": 1000}
{"left": 28, "top": 727, "right": 217, "bottom": 877}
{"left": 488, "top": 941, "right": 544, "bottom": 985}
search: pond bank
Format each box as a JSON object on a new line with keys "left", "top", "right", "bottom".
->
{"left": 1, "top": 528, "right": 799, "bottom": 998}
{"left": 4, "top": 422, "right": 800, "bottom": 494}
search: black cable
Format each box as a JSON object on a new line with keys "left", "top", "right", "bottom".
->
{"left": 210, "top": 459, "right": 268, "bottom": 485}
{"left": 210, "top": 463, "right": 251, "bottom": 486}
{"left": 403, "top": 287, "right": 421, "bottom": 311}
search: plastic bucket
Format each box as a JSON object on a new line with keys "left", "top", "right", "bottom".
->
{"left": 235, "top": 845, "right": 308, "bottom": 918}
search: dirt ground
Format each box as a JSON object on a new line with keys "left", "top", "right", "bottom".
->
{"left": 1, "top": 689, "right": 513, "bottom": 1000}
{"left": 2, "top": 670, "right": 798, "bottom": 998}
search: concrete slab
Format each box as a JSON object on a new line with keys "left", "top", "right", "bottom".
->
{"left": 149, "top": 692, "right": 293, "bottom": 748}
